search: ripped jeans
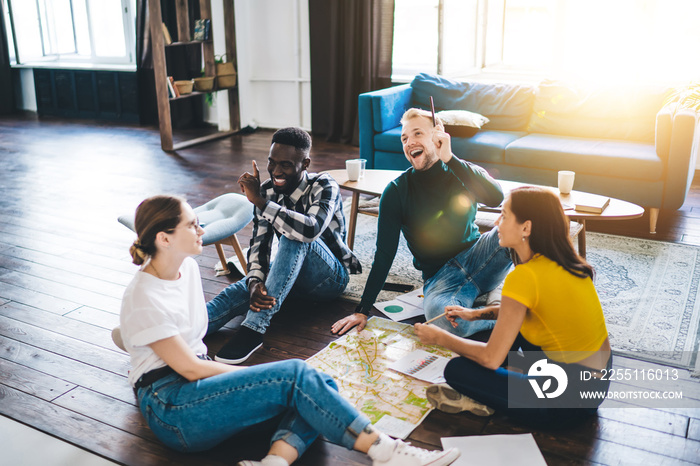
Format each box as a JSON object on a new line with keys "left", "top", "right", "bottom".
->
{"left": 423, "top": 226, "right": 512, "bottom": 337}
{"left": 136, "top": 359, "right": 371, "bottom": 454}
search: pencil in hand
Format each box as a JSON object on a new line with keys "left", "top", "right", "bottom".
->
{"left": 424, "top": 311, "right": 447, "bottom": 325}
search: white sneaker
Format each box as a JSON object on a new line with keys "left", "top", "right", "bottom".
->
{"left": 373, "top": 440, "right": 460, "bottom": 466}
{"left": 426, "top": 383, "right": 494, "bottom": 416}
{"left": 236, "top": 456, "right": 288, "bottom": 466}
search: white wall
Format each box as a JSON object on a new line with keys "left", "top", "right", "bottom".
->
{"left": 230, "top": 0, "right": 311, "bottom": 131}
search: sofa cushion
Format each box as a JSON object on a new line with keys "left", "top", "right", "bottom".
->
{"left": 410, "top": 73, "right": 535, "bottom": 132}
{"left": 437, "top": 110, "right": 489, "bottom": 137}
{"left": 527, "top": 80, "right": 668, "bottom": 143}
{"left": 505, "top": 134, "right": 662, "bottom": 181}
{"left": 452, "top": 130, "right": 526, "bottom": 165}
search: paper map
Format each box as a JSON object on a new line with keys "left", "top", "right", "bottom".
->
{"left": 306, "top": 317, "right": 457, "bottom": 437}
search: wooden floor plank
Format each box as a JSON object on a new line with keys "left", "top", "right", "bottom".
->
{"left": 0, "top": 358, "right": 76, "bottom": 401}
{"left": 0, "top": 279, "right": 81, "bottom": 314}
{"left": 0, "top": 269, "right": 122, "bottom": 314}
{"left": 64, "top": 306, "right": 121, "bottom": 330}
{"left": 53, "top": 386, "right": 160, "bottom": 443}
{"left": 0, "top": 253, "right": 126, "bottom": 299}
{"left": 0, "top": 301, "right": 121, "bottom": 350}
{"left": 0, "top": 245, "right": 134, "bottom": 286}
{"left": 0, "top": 314, "right": 130, "bottom": 375}
{"left": 0, "top": 384, "right": 211, "bottom": 466}
{"left": 0, "top": 335, "right": 134, "bottom": 404}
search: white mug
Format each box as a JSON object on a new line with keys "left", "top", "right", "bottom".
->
{"left": 558, "top": 170, "right": 575, "bottom": 194}
{"left": 346, "top": 159, "right": 363, "bottom": 181}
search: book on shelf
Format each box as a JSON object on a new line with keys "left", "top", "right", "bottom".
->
{"left": 166, "top": 76, "right": 177, "bottom": 98}
{"left": 168, "top": 76, "right": 180, "bottom": 98}
{"left": 162, "top": 22, "right": 173, "bottom": 45}
{"left": 194, "top": 19, "right": 211, "bottom": 41}
{"left": 574, "top": 193, "right": 610, "bottom": 214}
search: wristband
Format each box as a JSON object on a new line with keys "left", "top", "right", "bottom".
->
{"left": 247, "top": 277, "right": 262, "bottom": 288}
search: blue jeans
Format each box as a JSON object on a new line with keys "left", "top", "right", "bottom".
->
{"left": 207, "top": 236, "right": 350, "bottom": 334}
{"left": 137, "top": 359, "right": 371, "bottom": 453}
{"left": 423, "top": 227, "right": 512, "bottom": 337}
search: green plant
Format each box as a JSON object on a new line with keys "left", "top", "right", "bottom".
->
{"left": 663, "top": 82, "right": 700, "bottom": 112}
{"left": 200, "top": 65, "right": 215, "bottom": 106}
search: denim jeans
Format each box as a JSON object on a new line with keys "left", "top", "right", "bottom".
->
{"left": 207, "top": 235, "right": 350, "bottom": 334}
{"left": 423, "top": 227, "right": 512, "bottom": 337}
{"left": 136, "top": 359, "right": 371, "bottom": 453}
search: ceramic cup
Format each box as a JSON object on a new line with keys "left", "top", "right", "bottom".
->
{"left": 558, "top": 170, "right": 575, "bottom": 194}
{"left": 346, "top": 159, "right": 363, "bottom": 181}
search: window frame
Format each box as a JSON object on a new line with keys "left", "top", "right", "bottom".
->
{"left": 4, "top": 0, "right": 136, "bottom": 69}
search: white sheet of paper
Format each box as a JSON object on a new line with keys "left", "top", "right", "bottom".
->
{"left": 387, "top": 349, "right": 448, "bottom": 384}
{"left": 373, "top": 415, "right": 418, "bottom": 440}
{"left": 441, "top": 434, "right": 546, "bottom": 466}
{"left": 375, "top": 287, "right": 425, "bottom": 321}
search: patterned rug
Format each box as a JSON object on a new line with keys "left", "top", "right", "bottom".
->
{"left": 345, "top": 212, "right": 700, "bottom": 370}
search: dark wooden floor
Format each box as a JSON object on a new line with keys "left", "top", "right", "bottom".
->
{"left": 0, "top": 115, "right": 699, "bottom": 465}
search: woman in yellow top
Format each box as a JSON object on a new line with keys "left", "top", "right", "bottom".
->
{"left": 415, "top": 186, "right": 612, "bottom": 426}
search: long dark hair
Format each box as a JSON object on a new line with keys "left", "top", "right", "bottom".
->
{"left": 129, "top": 195, "right": 185, "bottom": 265}
{"left": 509, "top": 186, "right": 593, "bottom": 279}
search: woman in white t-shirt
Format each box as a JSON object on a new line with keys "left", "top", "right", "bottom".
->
{"left": 119, "top": 195, "right": 459, "bottom": 466}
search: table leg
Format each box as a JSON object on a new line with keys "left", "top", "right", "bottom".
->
{"left": 578, "top": 219, "right": 587, "bottom": 258}
{"left": 347, "top": 193, "right": 360, "bottom": 249}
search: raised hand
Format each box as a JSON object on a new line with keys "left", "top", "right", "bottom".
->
{"left": 238, "top": 160, "right": 265, "bottom": 208}
{"left": 432, "top": 123, "right": 453, "bottom": 163}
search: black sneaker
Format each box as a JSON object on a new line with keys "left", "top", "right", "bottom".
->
{"left": 215, "top": 326, "right": 264, "bottom": 365}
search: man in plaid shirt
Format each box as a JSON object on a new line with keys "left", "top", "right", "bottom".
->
{"left": 207, "top": 127, "right": 361, "bottom": 364}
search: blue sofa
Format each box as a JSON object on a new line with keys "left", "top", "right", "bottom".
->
{"left": 358, "top": 73, "right": 699, "bottom": 233}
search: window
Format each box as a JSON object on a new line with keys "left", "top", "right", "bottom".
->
{"left": 393, "top": 0, "right": 700, "bottom": 85}
{"left": 3, "top": 0, "right": 136, "bottom": 67}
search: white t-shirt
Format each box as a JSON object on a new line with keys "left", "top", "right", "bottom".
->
{"left": 120, "top": 257, "right": 208, "bottom": 386}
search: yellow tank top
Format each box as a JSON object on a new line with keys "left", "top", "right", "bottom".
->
{"left": 501, "top": 254, "right": 608, "bottom": 363}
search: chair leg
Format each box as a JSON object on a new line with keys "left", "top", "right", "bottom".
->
{"left": 229, "top": 234, "right": 247, "bottom": 272}
{"left": 214, "top": 242, "right": 231, "bottom": 275}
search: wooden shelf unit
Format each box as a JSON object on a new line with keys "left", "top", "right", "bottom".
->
{"left": 148, "top": 0, "right": 240, "bottom": 151}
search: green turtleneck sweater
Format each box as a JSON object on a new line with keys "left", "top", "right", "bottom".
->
{"left": 357, "top": 156, "right": 504, "bottom": 314}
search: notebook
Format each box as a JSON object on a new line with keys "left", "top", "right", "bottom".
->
{"left": 574, "top": 193, "right": 610, "bottom": 213}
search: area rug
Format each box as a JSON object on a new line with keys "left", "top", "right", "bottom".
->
{"left": 345, "top": 212, "right": 700, "bottom": 370}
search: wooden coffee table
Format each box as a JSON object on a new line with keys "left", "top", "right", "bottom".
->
{"left": 325, "top": 169, "right": 645, "bottom": 257}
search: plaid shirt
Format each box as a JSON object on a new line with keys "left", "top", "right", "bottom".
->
{"left": 247, "top": 172, "right": 361, "bottom": 283}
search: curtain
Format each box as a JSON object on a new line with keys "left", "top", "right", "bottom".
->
{"left": 309, "top": 0, "right": 394, "bottom": 145}
{"left": 136, "top": 0, "right": 157, "bottom": 123}
{"left": 0, "top": 0, "right": 14, "bottom": 114}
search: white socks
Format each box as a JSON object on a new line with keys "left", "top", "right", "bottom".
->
{"left": 366, "top": 433, "right": 397, "bottom": 462}
{"left": 260, "top": 455, "right": 289, "bottom": 466}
